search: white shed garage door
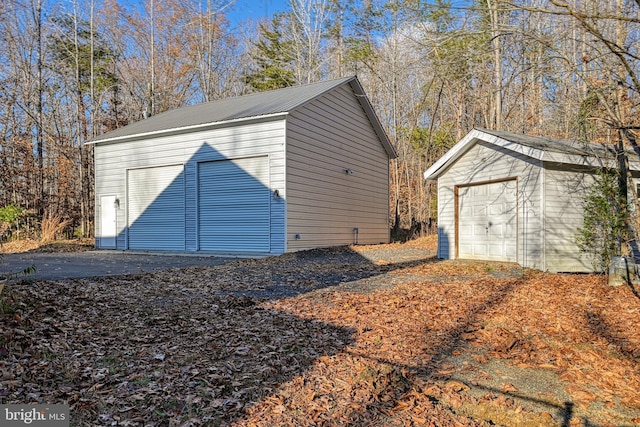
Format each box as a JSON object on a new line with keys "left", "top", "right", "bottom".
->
{"left": 198, "top": 156, "right": 270, "bottom": 252}
{"left": 127, "top": 165, "right": 185, "bottom": 250}
{"left": 458, "top": 180, "right": 516, "bottom": 262}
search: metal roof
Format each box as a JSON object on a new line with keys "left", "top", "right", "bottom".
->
{"left": 424, "top": 128, "right": 640, "bottom": 180}
{"left": 478, "top": 128, "right": 620, "bottom": 158}
{"left": 88, "top": 76, "right": 397, "bottom": 158}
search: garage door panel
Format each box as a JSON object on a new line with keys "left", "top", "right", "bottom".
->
{"left": 201, "top": 200, "right": 270, "bottom": 208}
{"left": 489, "top": 246, "right": 504, "bottom": 257}
{"left": 489, "top": 204, "right": 503, "bottom": 215}
{"left": 129, "top": 230, "right": 183, "bottom": 241}
{"left": 198, "top": 157, "right": 270, "bottom": 252}
{"left": 471, "top": 224, "right": 485, "bottom": 238}
{"left": 474, "top": 186, "right": 487, "bottom": 196}
{"left": 475, "top": 244, "right": 488, "bottom": 256}
{"left": 474, "top": 206, "right": 487, "bottom": 216}
{"left": 200, "top": 228, "right": 269, "bottom": 236}
{"left": 458, "top": 180, "right": 516, "bottom": 262}
{"left": 128, "top": 165, "right": 185, "bottom": 251}
{"left": 201, "top": 214, "right": 269, "bottom": 223}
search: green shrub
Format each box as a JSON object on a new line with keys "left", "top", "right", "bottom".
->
{"left": 0, "top": 204, "right": 25, "bottom": 242}
{"left": 577, "top": 169, "right": 629, "bottom": 272}
{"left": 0, "top": 204, "right": 23, "bottom": 223}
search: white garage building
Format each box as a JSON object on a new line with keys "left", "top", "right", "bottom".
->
{"left": 424, "top": 128, "right": 640, "bottom": 272}
{"left": 89, "top": 77, "right": 397, "bottom": 255}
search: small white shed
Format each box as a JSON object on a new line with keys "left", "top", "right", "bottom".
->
{"left": 424, "top": 128, "right": 640, "bottom": 272}
{"left": 89, "top": 76, "right": 397, "bottom": 255}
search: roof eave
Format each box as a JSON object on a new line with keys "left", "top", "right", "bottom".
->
{"left": 86, "top": 112, "right": 289, "bottom": 145}
{"left": 543, "top": 151, "right": 640, "bottom": 171}
{"left": 424, "top": 128, "right": 640, "bottom": 181}
{"left": 349, "top": 78, "right": 398, "bottom": 159}
{"left": 281, "top": 76, "right": 396, "bottom": 159}
{"left": 424, "top": 129, "right": 490, "bottom": 180}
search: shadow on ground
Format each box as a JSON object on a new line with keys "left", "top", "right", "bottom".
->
{"left": 3, "top": 244, "right": 638, "bottom": 426}
{"left": 0, "top": 251, "right": 236, "bottom": 281}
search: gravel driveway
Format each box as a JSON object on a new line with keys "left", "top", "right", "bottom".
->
{"left": 1, "top": 242, "right": 438, "bottom": 283}
{"left": 0, "top": 251, "right": 237, "bottom": 281}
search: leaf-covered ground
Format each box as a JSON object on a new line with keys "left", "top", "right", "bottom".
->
{"left": 1, "top": 237, "right": 639, "bottom": 426}
{"left": 1, "top": 238, "right": 94, "bottom": 254}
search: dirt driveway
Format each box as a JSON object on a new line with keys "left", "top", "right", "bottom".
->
{"left": 0, "top": 251, "right": 236, "bottom": 281}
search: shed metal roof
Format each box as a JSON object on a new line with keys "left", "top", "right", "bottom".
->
{"left": 88, "top": 76, "right": 397, "bottom": 158}
{"left": 424, "top": 128, "right": 640, "bottom": 180}
{"left": 479, "top": 128, "right": 620, "bottom": 157}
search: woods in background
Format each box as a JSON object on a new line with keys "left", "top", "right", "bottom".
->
{"left": 0, "top": 0, "right": 638, "bottom": 241}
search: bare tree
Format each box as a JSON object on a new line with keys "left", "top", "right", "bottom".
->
{"left": 288, "top": 0, "right": 330, "bottom": 83}
{"left": 180, "top": 0, "right": 241, "bottom": 102}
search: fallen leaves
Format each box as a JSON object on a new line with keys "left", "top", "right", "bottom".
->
{"left": 1, "top": 280, "right": 355, "bottom": 425}
{"left": 1, "top": 239, "right": 639, "bottom": 426}
{"left": 0, "top": 238, "right": 94, "bottom": 254}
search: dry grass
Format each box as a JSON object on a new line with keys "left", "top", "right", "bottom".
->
{"left": 40, "top": 213, "right": 71, "bottom": 243}
{"left": 0, "top": 238, "right": 94, "bottom": 254}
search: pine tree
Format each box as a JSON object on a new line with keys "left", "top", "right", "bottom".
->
{"left": 245, "top": 15, "right": 296, "bottom": 92}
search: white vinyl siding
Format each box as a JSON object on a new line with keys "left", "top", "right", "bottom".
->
{"left": 436, "top": 142, "right": 543, "bottom": 269}
{"left": 543, "top": 165, "right": 594, "bottom": 272}
{"left": 286, "top": 85, "right": 390, "bottom": 250}
{"left": 198, "top": 157, "right": 270, "bottom": 252}
{"left": 429, "top": 129, "right": 640, "bottom": 273}
{"left": 94, "top": 118, "right": 286, "bottom": 254}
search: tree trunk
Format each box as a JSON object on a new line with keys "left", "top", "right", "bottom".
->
{"left": 487, "top": 0, "right": 502, "bottom": 130}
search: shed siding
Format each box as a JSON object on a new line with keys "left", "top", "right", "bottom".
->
{"left": 94, "top": 119, "right": 286, "bottom": 254}
{"left": 436, "top": 142, "right": 543, "bottom": 269}
{"left": 285, "top": 85, "right": 390, "bottom": 250}
{"left": 543, "top": 164, "right": 594, "bottom": 272}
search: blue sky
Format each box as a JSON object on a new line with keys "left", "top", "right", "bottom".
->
{"left": 114, "top": 0, "right": 290, "bottom": 29}
{"left": 227, "top": 0, "right": 289, "bottom": 25}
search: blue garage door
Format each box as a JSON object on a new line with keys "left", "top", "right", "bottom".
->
{"left": 198, "top": 156, "right": 270, "bottom": 252}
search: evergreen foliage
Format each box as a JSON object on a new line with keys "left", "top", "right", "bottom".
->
{"left": 245, "top": 15, "right": 296, "bottom": 92}
{"left": 577, "top": 169, "right": 629, "bottom": 272}
{"left": 50, "top": 14, "right": 117, "bottom": 94}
